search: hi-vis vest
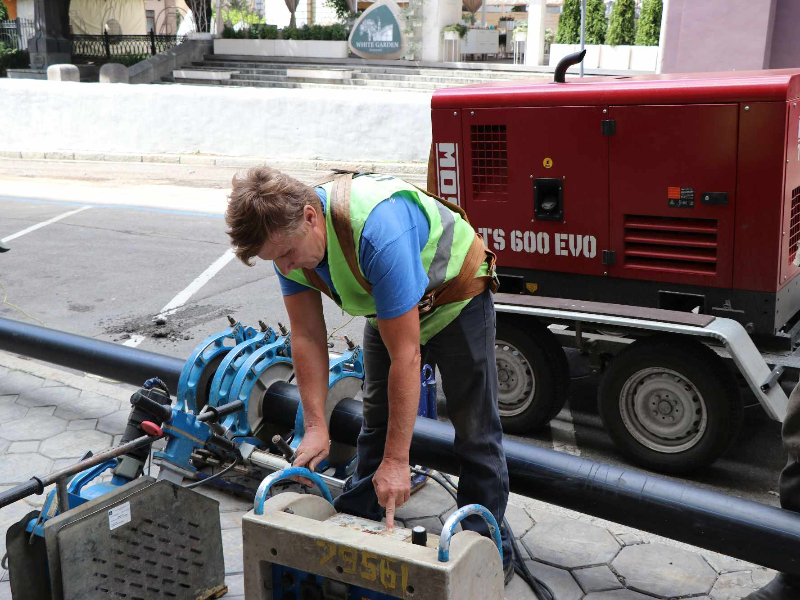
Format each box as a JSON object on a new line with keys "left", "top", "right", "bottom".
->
{"left": 284, "top": 174, "right": 493, "bottom": 344}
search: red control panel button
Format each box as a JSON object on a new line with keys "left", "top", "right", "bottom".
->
{"left": 141, "top": 421, "right": 164, "bottom": 437}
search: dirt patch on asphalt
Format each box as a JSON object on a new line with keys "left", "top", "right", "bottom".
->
{"left": 101, "top": 304, "right": 239, "bottom": 344}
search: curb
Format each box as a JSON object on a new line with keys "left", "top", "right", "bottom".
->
{"left": 0, "top": 151, "right": 428, "bottom": 175}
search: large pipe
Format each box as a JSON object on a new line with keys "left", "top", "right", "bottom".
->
{"left": 0, "top": 317, "right": 184, "bottom": 392}
{"left": 266, "top": 382, "right": 800, "bottom": 577}
{"left": 2, "top": 320, "right": 799, "bottom": 576}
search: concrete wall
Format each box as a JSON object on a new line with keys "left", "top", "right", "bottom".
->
{"left": 769, "top": 0, "right": 800, "bottom": 69}
{"left": 421, "top": 0, "right": 462, "bottom": 62}
{"left": 16, "top": 0, "right": 33, "bottom": 21}
{"left": 660, "top": 0, "right": 777, "bottom": 73}
{"left": 0, "top": 78, "right": 432, "bottom": 163}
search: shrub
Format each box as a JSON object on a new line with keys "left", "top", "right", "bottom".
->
{"left": 554, "top": 0, "right": 580, "bottom": 44}
{"left": 0, "top": 1, "right": 9, "bottom": 21}
{"left": 281, "top": 24, "right": 346, "bottom": 41}
{"left": 607, "top": 0, "right": 636, "bottom": 46}
{"left": 585, "top": 0, "right": 607, "bottom": 45}
{"left": 635, "top": 0, "right": 662, "bottom": 46}
{"left": 0, "top": 43, "right": 28, "bottom": 77}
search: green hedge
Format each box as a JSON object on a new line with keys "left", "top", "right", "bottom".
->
{"left": 223, "top": 23, "right": 347, "bottom": 41}
{"left": 0, "top": 43, "right": 28, "bottom": 77}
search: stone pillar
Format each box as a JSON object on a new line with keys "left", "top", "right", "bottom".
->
{"left": 99, "top": 63, "right": 130, "bottom": 83}
{"left": 421, "top": 0, "right": 463, "bottom": 62}
{"left": 524, "top": 0, "right": 546, "bottom": 66}
{"left": 28, "top": 0, "right": 73, "bottom": 70}
{"left": 46, "top": 63, "right": 79, "bottom": 81}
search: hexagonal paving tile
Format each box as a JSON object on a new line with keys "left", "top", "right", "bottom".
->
{"left": 526, "top": 560, "right": 583, "bottom": 600}
{"left": 574, "top": 565, "right": 624, "bottom": 593}
{"left": 0, "top": 403, "right": 28, "bottom": 423}
{"left": 54, "top": 393, "right": 121, "bottom": 421}
{"left": 0, "top": 395, "right": 17, "bottom": 405}
{"left": 522, "top": 514, "right": 620, "bottom": 569}
{"left": 16, "top": 385, "right": 81, "bottom": 409}
{"left": 394, "top": 479, "right": 455, "bottom": 520}
{"left": 39, "top": 430, "right": 113, "bottom": 459}
{"left": 222, "top": 527, "right": 243, "bottom": 575}
{"left": 0, "top": 414, "right": 67, "bottom": 441}
{"left": 0, "top": 371, "right": 44, "bottom": 396}
{"left": 710, "top": 570, "right": 776, "bottom": 599}
{"left": 505, "top": 504, "right": 534, "bottom": 537}
{"left": 96, "top": 409, "right": 130, "bottom": 435}
{"left": 0, "top": 439, "right": 9, "bottom": 454}
{"left": 0, "top": 452, "right": 53, "bottom": 484}
{"left": 404, "top": 516, "right": 442, "bottom": 535}
{"left": 612, "top": 543, "right": 716, "bottom": 598}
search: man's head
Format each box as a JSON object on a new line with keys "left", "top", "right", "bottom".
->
{"left": 225, "top": 166, "right": 326, "bottom": 275}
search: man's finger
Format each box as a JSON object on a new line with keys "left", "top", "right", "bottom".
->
{"left": 385, "top": 497, "right": 396, "bottom": 531}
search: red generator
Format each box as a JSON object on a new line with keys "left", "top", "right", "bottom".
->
{"left": 429, "top": 66, "right": 800, "bottom": 473}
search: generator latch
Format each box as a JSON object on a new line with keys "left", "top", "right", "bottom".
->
{"left": 701, "top": 192, "right": 729, "bottom": 206}
{"left": 533, "top": 178, "right": 564, "bottom": 221}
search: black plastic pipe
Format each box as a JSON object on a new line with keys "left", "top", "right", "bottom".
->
{"left": 1, "top": 322, "right": 799, "bottom": 576}
{"left": 266, "top": 382, "right": 800, "bottom": 577}
{"left": 0, "top": 317, "right": 184, "bottom": 392}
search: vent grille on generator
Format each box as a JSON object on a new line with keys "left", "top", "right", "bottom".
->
{"left": 470, "top": 124, "right": 508, "bottom": 200}
{"left": 789, "top": 186, "right": 800, "bottom": 264}
{"left": 623, "top": 215, "right": 718, "bottom": 275}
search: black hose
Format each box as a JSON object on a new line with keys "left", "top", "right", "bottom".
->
{"left": 183, "top": 458, "right": 239, "bottom": 490}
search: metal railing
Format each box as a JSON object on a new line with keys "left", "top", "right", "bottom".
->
{"left": 0, "top": 18, "right": 35, "bottom": 51}
{"left": 71, "top": 30, "right": 186, "bottom": 61}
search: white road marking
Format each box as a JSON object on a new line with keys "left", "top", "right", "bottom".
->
{"left": 552, "top": 408, "right": 581, "bottom": 456}
{"left": 1, "top": 206, "right": 92, "bottom": 242}
{"left": 125, "top": 249, "right": 236, "bottom": 348}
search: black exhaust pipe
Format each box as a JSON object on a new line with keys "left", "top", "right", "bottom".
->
{"left": 554, "top": 49, "right": 586, "bottom": 83}
{"left": 2, "top": 318, "right": 799, "bottom": 576}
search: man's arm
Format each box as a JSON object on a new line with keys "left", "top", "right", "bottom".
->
{"left": 374, "top": 306, "right": 421, "bottom": 530}
{"left": 284, "top": 288, "right": 332, "bottom": 472}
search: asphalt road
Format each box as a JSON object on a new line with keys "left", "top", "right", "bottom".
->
{"left": 0, "top": 158, "right": 787, "bottom": 507}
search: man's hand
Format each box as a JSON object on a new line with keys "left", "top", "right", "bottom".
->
{"left": 374, "top": 457, "right": 411, "bottom": 531}
{"left": 292, "top": 424, "right": 330, "bottom": 484}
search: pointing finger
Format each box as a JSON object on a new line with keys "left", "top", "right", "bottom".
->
{"left": 385, "top": 497, "right": 396, "bottom": 531}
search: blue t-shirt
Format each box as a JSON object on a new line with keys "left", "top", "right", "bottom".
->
{"left": 276, "top": 187, "right": 431, "bottom": 319}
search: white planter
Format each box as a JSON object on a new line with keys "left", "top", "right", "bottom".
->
{"left": 630, "top": 45, "right": 659, "bottom": 72}
{"left": 582, "top": 44, "right": 601, "bottom": 69}
{"left": 213, "top": 38, "right": 349, "bottom": 58}
{"left": 513, "top": 30, "right": 527, "bottom": 42}
{"left": 599, "top": 44, "right": 631, "bottom": 70}
{"left": 443, "top": 30, "right": 460, "bottom": 41}
{"left": 548, "top": 43, "right": 578, "bottom": 66}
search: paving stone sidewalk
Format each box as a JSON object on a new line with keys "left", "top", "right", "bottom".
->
{"left": 0, "top": 351, "right": 776, "bottom": 600}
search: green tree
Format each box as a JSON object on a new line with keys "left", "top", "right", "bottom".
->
{"left": 554, "top": 0, "right": 580, "bottom": 44}
{"left": 585, "top": 0, "right": 606, "bottom": 45}
{"left": 606, "top": 0, "right": 635, "bottom": 46}
{"left": 0, "top": 0, "right": 9, "bottom": 21}
{"left": 635, "top": 0, "right": 662, "bottom": 46}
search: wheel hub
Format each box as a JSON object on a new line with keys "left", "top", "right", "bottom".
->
{"left": 619, "top": 368, "right": 708, "bottom": 454}
{"left": 495, "top": 341, "right": 535, "bottom": 417}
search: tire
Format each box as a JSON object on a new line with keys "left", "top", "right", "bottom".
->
{"left": 495, "top": 316, "right": 570, "bottom": 433}
{"left": 598, "top": 335, "right": 743, "bottom": 474}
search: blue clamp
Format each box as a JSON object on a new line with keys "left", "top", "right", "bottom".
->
{"left": 253, "top": 467, "right": 334, "bottom": 514}
{"left": 176, "top": 322, "right": 256, "bottom": 413}
{"left": 208, "top": 326, "right": 276, "bottom": 409}
{"left": 438, "top": 504, "right": 503, "bottom": 564}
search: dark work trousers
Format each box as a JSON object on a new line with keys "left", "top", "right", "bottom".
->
{"left": 333, "top": 289, "right": 513, "bottom": 566}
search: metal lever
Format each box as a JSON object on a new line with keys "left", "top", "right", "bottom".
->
{"left": 438, "top": 504, "right": 502, "bottom": 564}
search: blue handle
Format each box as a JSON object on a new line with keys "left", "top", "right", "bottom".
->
{"left": 254, "top": 467, "right": 334, "bottom": 514}
{"left": 438, "top": 504, "right": 503, "bottom": 564}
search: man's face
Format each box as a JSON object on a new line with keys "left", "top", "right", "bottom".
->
{"left": 257, "top": 205, "right": 326, "bottom": 275}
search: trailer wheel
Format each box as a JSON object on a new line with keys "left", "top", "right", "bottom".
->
{"left": 495, "top": 318, "right": 569, "bottom": 433}
{"left": 598, "top": 336, "right": 743, "bottom": 474}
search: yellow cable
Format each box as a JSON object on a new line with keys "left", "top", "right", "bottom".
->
{"left": 0, "top": 280, "right": 45, "bottom": 327}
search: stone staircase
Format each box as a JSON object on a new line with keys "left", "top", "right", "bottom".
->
{"left": 162, "top": 55, "right": 550, "bottom": 92}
